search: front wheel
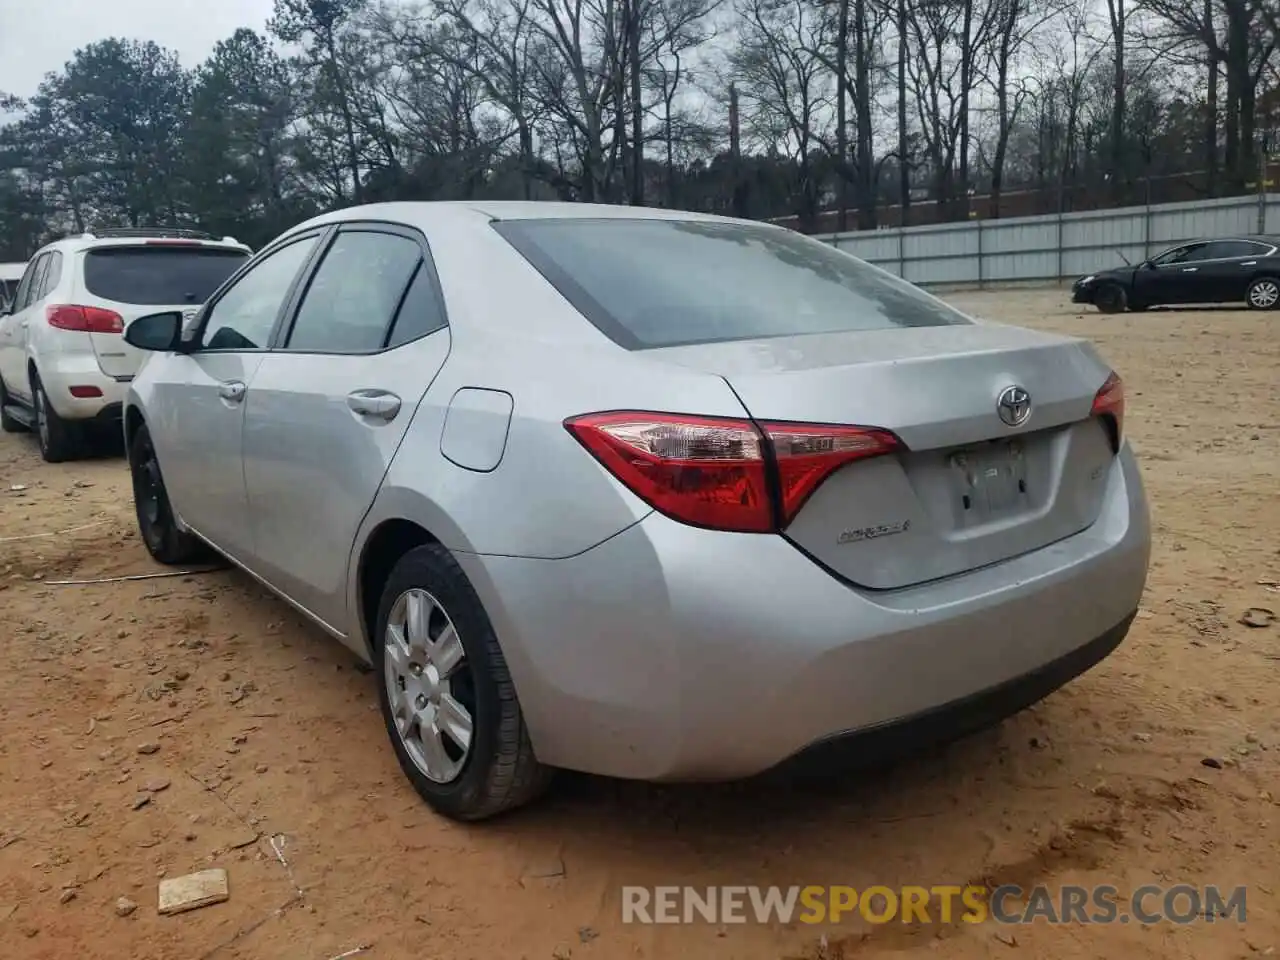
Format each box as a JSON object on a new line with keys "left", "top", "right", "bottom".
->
{"left": 1246, "top": 277, "right": 1280, "bottom": 310}
{"left": 129, "top": 423, "right": 207, "bottom": 564}
{"left": 1094, "top": 283, "right": 1128, "bottom": 314}
{"left": 375, "top": 543, "right": 552, "bottom": 821}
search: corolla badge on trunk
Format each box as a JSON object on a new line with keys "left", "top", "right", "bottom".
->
{"left": 996, "top": 384, "right": 1031, "bottom": 427}
{"left": 838, "top": 519, "right": 911, "bottom": 545}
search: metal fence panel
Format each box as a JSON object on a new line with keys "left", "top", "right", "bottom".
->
{"left": 814, "top": 193, "right": 1279, "bottom": 287}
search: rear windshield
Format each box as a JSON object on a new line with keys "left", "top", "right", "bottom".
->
{"left": 83, "top": 246, "right": 249, "bottom": 306}
{"left": 493, "top": 218, "right": 970, "bottom": 349}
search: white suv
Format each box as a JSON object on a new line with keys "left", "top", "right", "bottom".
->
{"left": 0, "top": 229, "right": 251, "bottom": 461}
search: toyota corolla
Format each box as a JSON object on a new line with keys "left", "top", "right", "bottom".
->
{"left": 120, "top": 202, "right": 1151, "bottom": 820}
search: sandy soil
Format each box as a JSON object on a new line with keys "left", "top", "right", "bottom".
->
{"left": 1, "top": 288, "right": 1277, "bottom": 960}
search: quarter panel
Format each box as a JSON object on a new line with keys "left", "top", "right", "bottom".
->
{"left": 383, "top": 330, "right": 750, "bottom": 560}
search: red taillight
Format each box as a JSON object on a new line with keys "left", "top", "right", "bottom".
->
{"left": 1091, "top": 371, "right": 1125, "bottom": 451}
{"left": 47, "top": 304, "right": 124, "bottom": 334}
{"left": 564, "top": 411, "right": 902, "bottom": 533}
{"left": 762, "top": 421, "right": 902, "bottom": 524}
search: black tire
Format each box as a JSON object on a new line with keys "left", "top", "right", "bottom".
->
{"left": 128, "top": 423, "right": 207, "bottom": 564}
{"left": 375, "top": 543, "right": 552, "bottom": 821}
{"left": 0, "top": 377, "right": 27, "bottom": 434}
{"left": 31, "top": 374, "right": 82, "bottom": 462}
{"left": 1094, "top": 283, "right": 1128, "bottom": 314}
{"left": 1246, "top": 277, "right": 1280, "bottom": 311}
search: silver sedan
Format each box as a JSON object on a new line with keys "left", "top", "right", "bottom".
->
{"left": 121, "top": 202, "right": 1152, "bottom": 820}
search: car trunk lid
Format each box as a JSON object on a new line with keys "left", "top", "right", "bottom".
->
{"left": 649, "top": 323, "right": 1118, "bottom": 589}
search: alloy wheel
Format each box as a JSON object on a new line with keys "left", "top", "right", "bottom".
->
{"left": 1250, "top": 279, "right": 1279, "bottom": 309}
{"left": 383, "top": 588, "right": 475, "bottom": 784}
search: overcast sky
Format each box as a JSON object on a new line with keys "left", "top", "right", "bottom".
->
{"left": 0, "top": 0, "right": 274, "bottom": 98}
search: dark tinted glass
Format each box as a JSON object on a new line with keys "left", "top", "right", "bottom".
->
{"left": 386, "top": 261, "right": 447, "bottom": 348}
{"left": 1156, "top": 243, "right": 1208, "bottom": 264}
{"left": 83, "top": 247, "right": 249, "bottom": 305}
{"left": 1201, "top": 240, "right": 1266, "bottom": 259}
{"left": 494, "top": 218, "right": 971, "bottom": 350}
{"left": 286, "top": 231, "right": 422, "bottom": 353}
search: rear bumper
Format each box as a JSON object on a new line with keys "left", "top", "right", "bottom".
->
{"left": 456, "top": 445, "right": 1151, "bottom": 781}
{"left": 35, "top": 353, "right": 128, "bottom": 420}
{"left": 776, "top": 611, "right": 1133, "bottom": 777}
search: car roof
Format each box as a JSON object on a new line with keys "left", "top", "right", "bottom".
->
{"left": 1178, "top": 236, "right": 1279, "bottom": 246}
{"left": 285, "top": 200, "right": 759, "bottom": 237}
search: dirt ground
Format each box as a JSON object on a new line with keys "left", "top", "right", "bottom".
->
{"left": 0, "top": 288, "right": 1277, "bottom": 960}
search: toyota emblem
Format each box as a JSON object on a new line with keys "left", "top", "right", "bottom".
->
{"left": 997, "top": 385, "right": 1031, "bottom": 427}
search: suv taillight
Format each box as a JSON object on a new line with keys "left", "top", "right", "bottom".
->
{"left": 47, "top": 304, "right": 124, "bottom": 334}
{"left": 564, "top": 411, "right": 903, "bottom": 533}
{"left": 1090, "top": 371, "right": 1125, "bottom": 452}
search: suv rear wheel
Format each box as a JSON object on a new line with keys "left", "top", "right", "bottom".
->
{"left": 31, "top": 374, "right": 82, "bottom": 462}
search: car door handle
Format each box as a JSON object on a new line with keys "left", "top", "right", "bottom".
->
{"left": 347, "top": 389, "right": 401, "bottom": 421}
{"left": 1242, "top": 261, "right": 1257, "bottom": 267}
{"left": 218, "top": 380, "right": 247, "bottom": 403}
{"left": 1181, "top": 267, "right": 1197, "bottom": 272}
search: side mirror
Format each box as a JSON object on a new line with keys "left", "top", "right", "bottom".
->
{"left": 124, "top": 311, "right": 183, "bottom": 352}
{"left": 0, "top": 301, "right": 10, "bottom": 317}
{"left": 1141, "top": 260, "right": 1155, "bottom": 270}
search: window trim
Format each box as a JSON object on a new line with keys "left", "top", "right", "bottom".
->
{"left": 271, "top": 220, "right": 449, "bottom": 356}
{"left": 190, "top": 228, "right": 332, "bottom": 354}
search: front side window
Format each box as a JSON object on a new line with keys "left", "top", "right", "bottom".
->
{"left": 1154, "top": 244, "right": 1204, "bottom": 266}
{"left": 284, "top": 230, "right": 423, "bottom": 353}
{"left": 201, "top": 236, "right": 319, "bottom": 351}
{"left": 494, "top": 218, "right": 971, "bottom": 350}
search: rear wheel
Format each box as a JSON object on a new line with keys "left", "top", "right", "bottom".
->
{"left": 1094, "top": 283, "right": 1128, "bottom": 314}
{"left": 129, "top": 423, "right": 206, "bottom": 564}
{"left": 375, "top": 543, "right": 552, "bottom": 821}
{"left": 31, "top": 375, "right": 82, "bottom": 462}
{"left": 1246, "top": 277, "right": 1280, "bottom": 310}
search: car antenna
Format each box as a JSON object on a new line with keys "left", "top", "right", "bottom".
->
{"left": 1116, "top": 250, "right": 1131, "bottom": 266}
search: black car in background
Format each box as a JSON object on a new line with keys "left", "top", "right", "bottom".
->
{"left": 1072, "top": 236, "right": 1280, "bottom": 313}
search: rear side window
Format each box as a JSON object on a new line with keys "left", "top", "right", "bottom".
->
{"left": 39, "top": 251, "right": 63, "bottom": 298}
{"left": 493, "top": 218, "right": 970, "bottom": 350}
{"left": 284, "top": 230, "right": 424, "bottom": 353}
{"left": 82, "top": 246, "right": 249, "bottom": 306}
